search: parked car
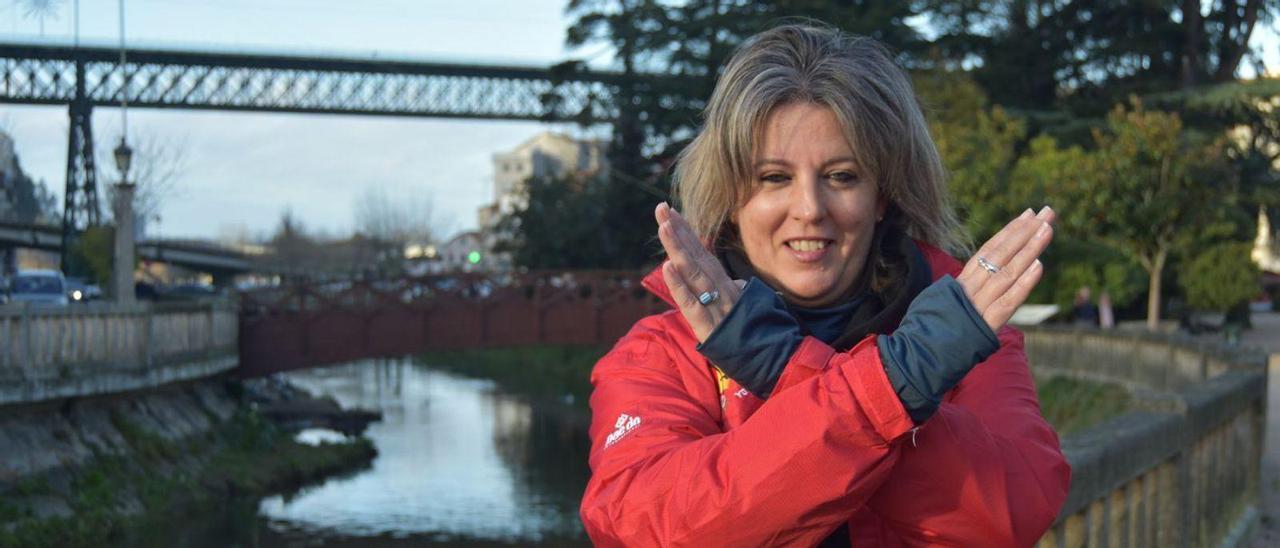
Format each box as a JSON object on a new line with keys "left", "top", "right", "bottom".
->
{"left": 162, "top": 283, "right": 220, "bottom": 301}
{"left": 135, "top": 281, "right": 160, "bottom": 301}
{"left": 9, "top": 270, "right": 69, "bottom": 306}
{"left": 64, "top": 277, "right": 103, "bottom": 303}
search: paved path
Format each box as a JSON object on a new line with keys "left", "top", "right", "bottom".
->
{"left": 1231, "top": 312, "right": 1280, "bottom": 548}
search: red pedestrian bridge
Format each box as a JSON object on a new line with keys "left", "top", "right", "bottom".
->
{"left": 237, "top": 271, "right": 665, "bottom": 377}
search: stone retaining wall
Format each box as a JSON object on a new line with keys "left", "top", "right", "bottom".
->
{"left": 1029, "top": 328, "right": 1266, "bottom": 548}
{"left": 0, "top": 301, "right": 238, "bottom": 406}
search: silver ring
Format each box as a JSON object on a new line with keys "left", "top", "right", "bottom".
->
{"left": 977, "top": 256, "right": 1001, "bottom": 274}
{"left": 697, "top": 290, "right": 719, "bottom": 306}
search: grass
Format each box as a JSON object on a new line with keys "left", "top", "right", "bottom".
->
{"left": 0, "top": 408, "right": 376, "bottom": 548}
{"left": 417, "top": 345, "right": 1132, "bottom": 437}
{"left": 1036, "top": 375, "right": 1132, "bottom": 436}
{"left": 204, "top": 411, "right": 376, "bottom": 496}
{"left": 416, "top": 345, "right": 608, "bottom": 406}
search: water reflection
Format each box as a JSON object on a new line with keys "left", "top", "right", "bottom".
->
{"left": 258, "top": 358, "right": 591, "bottom": 545}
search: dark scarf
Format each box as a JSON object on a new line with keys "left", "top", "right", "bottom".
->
{"left": 715, "top": 220, "right": 933, "bottom": 548}
{"left": 717, "top": 219, "right": 934, "bottom": 349}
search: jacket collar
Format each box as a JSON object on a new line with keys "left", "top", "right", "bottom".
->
{"left": 641, "top": 262, "right": 677, "bottom": 308}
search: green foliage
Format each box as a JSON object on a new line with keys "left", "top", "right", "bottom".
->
{"left": 1036, "top": 375, "right": 1132, "bottom": 436}
{"left": 1150, "top": 78, "right": 1280, "bottom": 230}
{"left": 416, "top": 344, "right": 607, "bottom": 407}
{"left": 0, "top": 409, "right": 374, "bottom": 548}
{"left": 1062, "top": 100, "right": 1225, "bottom": 260}
{"left": 918, "top": 69, "right": 1030, "bottom": 241}
{"left": 1, "top": 156, "right": 60, "bottom": 223}
{"left": 1181, "top": 243, "right": 1261, "bottom": 312}
{"left": 496, "top": 174, "right": 665, "bottom": 269}
{"left": 66, "top": 226, "right": 115, "bottom": 286}
{"left": 1033, "top": 99, "right": 1238, "bottom": 325}
{"left": 541, "top": 1, "right": 1279, "bottom": 314}
{"left": 205, "top": 411, "right": 375, "bottom": 495}
{"left": 916, "top": 1, "right": 1280, "bottom": 111}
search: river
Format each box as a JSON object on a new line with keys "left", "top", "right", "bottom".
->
{"left": 146, "top": 357, "right": 593, "bottom": 547}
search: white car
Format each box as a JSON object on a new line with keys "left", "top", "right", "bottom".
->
{"left": 9, "top": 270, "right": 70, "bottom": 306}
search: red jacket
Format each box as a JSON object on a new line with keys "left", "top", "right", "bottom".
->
{"left": 579, "top": 243, "right": 1071, "bottom": 547}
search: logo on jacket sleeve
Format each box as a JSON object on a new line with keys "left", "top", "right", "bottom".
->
{"left": 604, "top": 413, "right": 642, "bottom": 448}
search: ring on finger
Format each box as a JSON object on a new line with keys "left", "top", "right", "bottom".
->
{"left": 697, "top": 290, "right": 720, "bottom": 306}
{"left": 977, "top": 256, "right": 1001, "bottom": 274}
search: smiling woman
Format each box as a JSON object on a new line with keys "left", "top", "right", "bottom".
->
{"left": 579, "top": 23, "right": 1070, "bottom": 547}
{"left": 735, "top": 103, "right": 884, "bottom": 308}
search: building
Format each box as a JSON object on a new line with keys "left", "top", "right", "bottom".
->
{"left": 0, "top": 131, "right": 18, "bottom": 220}
{"left": 478, "top": 131, "right": 608, "bottom": 231}
{"left": 472, "top": 131, "right": 609, "bottom": 271}
{"left": 1253, "top": 206, "right": 1280, "bottom": 274}
{"left": 436, "top": 230, "right": 493, "bottom": 273}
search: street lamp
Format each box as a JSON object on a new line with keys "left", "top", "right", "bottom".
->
{"left": 113, "top": 138, "right": 133, "bottom": 185}
{"left": 111, "top": 138, "right": 136, "bottom": 303}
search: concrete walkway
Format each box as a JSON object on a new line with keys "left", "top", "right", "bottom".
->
{"left": 1230, "top": 312, "right": 1280, "bottom": 548}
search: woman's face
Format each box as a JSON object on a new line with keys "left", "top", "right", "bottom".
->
{"left": 735, "top": 102, "right": 885, "bottom": 308}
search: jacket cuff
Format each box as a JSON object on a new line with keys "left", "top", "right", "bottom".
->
{"left": 842, "top": 336, "right": 915, "bottom": 443}
{"left": 696, "top": 277, "right": 803, "bottom": 398}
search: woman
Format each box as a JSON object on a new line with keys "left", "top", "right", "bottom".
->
{"left": 580, "top": 24, "right": 1070, "bottom": 547}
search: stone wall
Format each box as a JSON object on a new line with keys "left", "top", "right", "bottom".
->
{"left": 1030, "top": 328, "right": 1266, "bottom": 548}
{"left": 0, "top": 301, "right": 238, "bottom": 406}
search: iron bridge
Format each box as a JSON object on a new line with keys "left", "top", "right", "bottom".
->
{"left": 0, "top": 42, "right": 623, "bottom": 121}
{"left": 0, "top": 42, "right": 633, "bottom": 272}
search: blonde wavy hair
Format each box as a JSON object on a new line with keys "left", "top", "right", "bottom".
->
{"left": 672, "top": 23, "right": 969, "bottom": 256}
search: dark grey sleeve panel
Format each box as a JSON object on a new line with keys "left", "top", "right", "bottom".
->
{"left": 877, "top": 275, "right": 1000, "bottom": 423}
{"left": 696, "top": 277, "right": 804, "bottom": 399}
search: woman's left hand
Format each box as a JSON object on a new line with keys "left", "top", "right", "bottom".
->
{"left": 655, "top": 202, "right": 745, "bottom": 342}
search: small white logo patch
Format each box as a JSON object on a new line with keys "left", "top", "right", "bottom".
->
{"left": 604, "top": 413, "right": 642, "bottom": 448}
{"left": 734, "top": 388, "right": 750, "bottom": 399}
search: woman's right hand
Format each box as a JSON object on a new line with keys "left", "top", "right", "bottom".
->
{"left": 956, "top": 206, "right": 1056, "bottom": 332}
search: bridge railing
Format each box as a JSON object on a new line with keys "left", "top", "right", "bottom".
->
{"left": 0, "top": 300, "right": 239, "bottom": 406}
{"left": 1028, "top": 327, "right": 1267, "bottom": 547}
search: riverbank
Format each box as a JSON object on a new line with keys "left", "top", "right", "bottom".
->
{"left": 0, "top": 378, "right": 377, "bottom": 547}
{"left": 417, "top": 345, "right": 607, "bottom": 408}
{"left": 416, "top": 344, "right": 1131, "bottom": 435}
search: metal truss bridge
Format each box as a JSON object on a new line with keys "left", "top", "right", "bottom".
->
{"left": 0, "top": 42, "right": 630, "bottom": 271}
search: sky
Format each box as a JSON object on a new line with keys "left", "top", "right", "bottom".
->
{"left": 0, "top": 0, "right": 607, "bottom": 242}
{"left": 0, "top": 1, "right": 1276, "bottom": 243}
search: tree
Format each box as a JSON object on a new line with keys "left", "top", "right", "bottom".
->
{"left": 66, "top": 225, "right": 114, "bottom": 285}
{"left": 916, "top": 69, "right": 1028, "bottom": 241}
{"left": 1148, "top": 77, "right": 1280, "bottom": 234}
{"left": 915, "top": 1, "right": 1280, "bottom": 112}
{"left": 15, "top": 0, "right": 62, "bottom": 36}
{"left": 495, "top": 174, "right": 651, "bottom": 269}
{"left": 1046, "top": 99, "right": 1236, "bottom": 330}
{"left": 1181, "top": 242, "right": 1260, "bottom": 313}
{"left": 352, "top": 186, "right": 445, "bottom": 273}
{"left": 3, "top": 166, "right": 59, "bottom": 224}
{"left": 267, "top": 209, "right": 316, "bottom": 281}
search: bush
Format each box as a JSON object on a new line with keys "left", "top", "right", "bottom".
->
{"left": 1180, "top": 243, "right": 1259, "bottom": 312}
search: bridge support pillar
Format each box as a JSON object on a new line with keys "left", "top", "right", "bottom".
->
{"left": 60, "top": 60, "right": 102, "bottom": 276}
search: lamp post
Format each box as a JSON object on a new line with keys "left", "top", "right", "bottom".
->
{"left": 109, "top": 0, "right": 136, "bottom": 303}
{"left": 111, "top": 138, "right": 135, "bottom": 303}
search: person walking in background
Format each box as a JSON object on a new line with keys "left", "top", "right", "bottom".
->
{"left": 579, "top": 23, "right": 1070, "bottom": 547}
{"left": 1072, "top": 286, "right": 1099, "bottom": 328}
{"left": 1098, "top": 290, "right": 1115, "bottom": 329}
